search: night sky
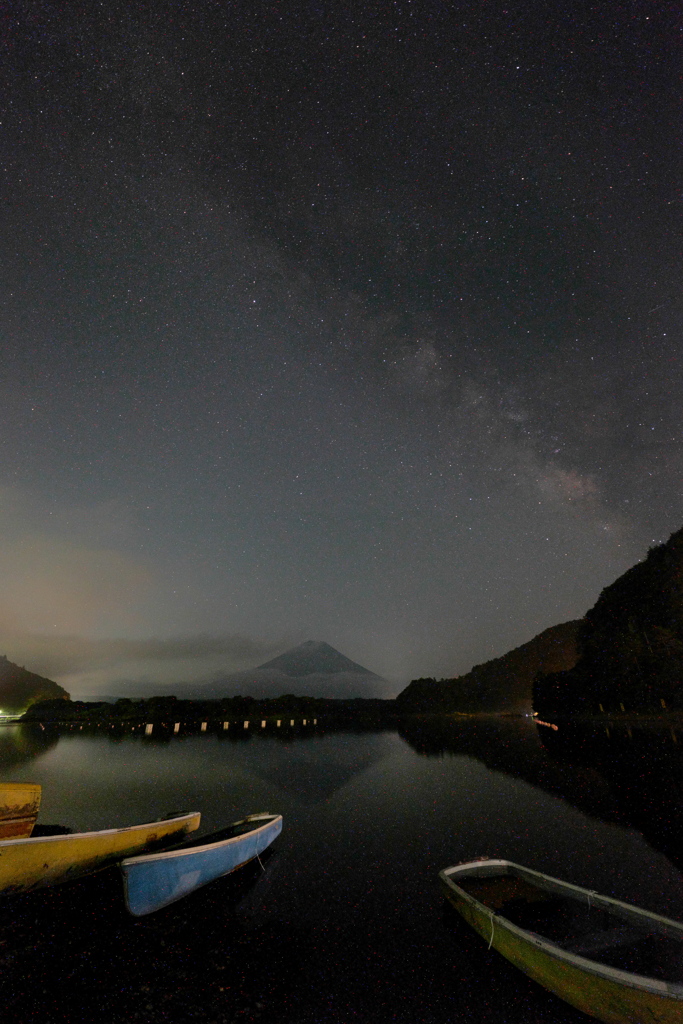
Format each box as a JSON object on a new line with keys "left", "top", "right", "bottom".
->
{"left": 1, "top": 1, "right": 681, "bottom": 696}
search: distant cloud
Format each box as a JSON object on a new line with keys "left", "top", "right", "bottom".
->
{"left": 0, "top": 632, "right": 290, "bottom": 696}
{"left": 0, "top": 533, "right": 152, "bottom": 636}
{"left": 0, "top": 487, "right": 152, "bottom": 636}
{"left": 0, "top": 487, "right": 289, "bottom": 694}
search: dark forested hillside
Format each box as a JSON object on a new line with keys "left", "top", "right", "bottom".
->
{"left": 0, "top": 655, "right": 69, "bottom": 713}
{"left": 397, "top": 621, "right": 580, "bottom": 714}
{"left": 534, "top": 527, "right": 683, "bottom": 715}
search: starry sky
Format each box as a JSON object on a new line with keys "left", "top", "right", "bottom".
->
{"left": 0, "top": 1, "right": 681, "bottom": 696}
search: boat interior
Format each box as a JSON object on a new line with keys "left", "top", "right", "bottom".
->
{"left": 456, "top": 871, "right": 683, "bottom": 983}
{"left": 31, "top": 824, "right": 73, "bottom": 837}
{"left": 169, "top": 815, "right": 278, "bottom": 851}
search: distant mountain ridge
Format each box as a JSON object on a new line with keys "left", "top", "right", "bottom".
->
{"left": 0, "top": 655, "right": 70, "bottom": 713}
{"left": 397, "top": 622, "right": 581, "bottom": 714}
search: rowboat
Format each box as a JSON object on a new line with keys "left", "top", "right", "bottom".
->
{"left": 0, "top": 811, "right": 200, "bottom": 893}
{"left": 439, "top": 859, "right": 683, "bottom": 1024}
{"left": 121, "top": 812, "right": 283, "bottom": 916}
{"left": 0, "top": 782, "right": 41, "bottom": 839}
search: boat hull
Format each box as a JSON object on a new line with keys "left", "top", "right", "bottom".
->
{"left": 121, "top": 813, "right": 283, "bottom": 915}
{"left": 440, "top": 860, "right": 683, "bottom": 1024}
{"left": 0, "top": 812, "right": 201, "bottom": 893}
{"left": 0, "top": 783, "right": 41, "bottom": 839}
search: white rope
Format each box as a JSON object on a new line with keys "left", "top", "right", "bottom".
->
{"left": 488, "top": 910, "right": 495, "bottom": 950}
{"left": 257, "top": 854, "right": 265, "bottom": 872}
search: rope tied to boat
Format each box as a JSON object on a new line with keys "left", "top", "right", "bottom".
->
{"left": 586, "top": 890, "right": 599, "bottom": 910}
{"left": 257, "top": 854, "right": 265, "bottom": 872}
{"left": 488, "top": 910, "right": 495, "bottom": 950}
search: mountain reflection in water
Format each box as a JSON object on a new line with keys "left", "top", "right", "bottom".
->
{"left": 229, "top": 730, "right": 394, "bottom": 804}
{"left": 0, "top": 719, "right": 681, "bottom": 1023}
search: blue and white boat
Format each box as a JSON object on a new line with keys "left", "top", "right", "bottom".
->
{"left": 120, "top": 812, "right": 283, "bottom": 916}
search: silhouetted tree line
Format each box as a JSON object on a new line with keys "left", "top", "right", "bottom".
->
{"left": 394, "top": 678, "right": 457, "bottom": 712}
{"left": 21, "top": 694, "right": 400, "bottom": 724}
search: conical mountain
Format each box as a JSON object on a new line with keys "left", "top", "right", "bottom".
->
{"left": 255, "top": 641, "right": 376, "bottom": 678}
{"left": 195, "top": 641, "right": 394, "bottom": 699}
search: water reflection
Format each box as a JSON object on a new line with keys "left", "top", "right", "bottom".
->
{"left": 232, "top": 732, "right": 394, "bottom": 804}
{"left": 6, "top": 717, "right": 683, "bottom": 863}
{"left": 399, "top": 715, "right": 621, "bottom": 825}
{"left": 0, "top": 719, "right": 682, "bottom": 1022}
{"left": 0, "top": 723, "right": 58, "bottom": 768}
{"left": 0, "top": 722, "right": 397, "bottom": 807}
{"left": 538, "top": 720, "right": 683, "bottom": 873}
{"left": 400, "top": 714, "right": 683, "bottom": 882}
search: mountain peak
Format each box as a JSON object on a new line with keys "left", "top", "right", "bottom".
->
{"left": 256, "top": 641, "right": 378, "bottom": 678}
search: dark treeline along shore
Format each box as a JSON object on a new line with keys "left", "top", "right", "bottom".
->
{"left": 396, "top": 621, "right": 579, "bottom": 716}
{"left": 20, "top": 694, "right": 400, "bottom": 732}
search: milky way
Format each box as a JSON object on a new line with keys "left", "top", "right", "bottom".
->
{"left": 0, "top": 2, "right": 680, "bottom": 692}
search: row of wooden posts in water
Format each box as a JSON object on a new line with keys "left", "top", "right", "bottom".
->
{"left": 143, "top": 718, "right": 319, "bottom": 735}
{"left": 56, "top": 718, "right": 319, "bottom": 735}
{"left": 598, "top": 698, "right": 671, "bottom": 713}
{"left": 602, "top": 723, "right": 680, "bottom": 743}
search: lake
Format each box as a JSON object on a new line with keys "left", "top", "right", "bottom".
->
{"left": 1, "top": 716, "right": 682, "bottom": 1023}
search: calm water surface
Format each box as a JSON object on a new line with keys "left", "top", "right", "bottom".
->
{"left": 1, "top": 717, "right": 682, "bottom": 1023}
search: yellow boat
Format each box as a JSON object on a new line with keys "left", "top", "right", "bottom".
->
{"left": 0, "top": 811, "right": 200, "bottom": 893}
{"left": 0, "top": 782, "right": 41, "bottom": 839}
{"left": 440, "top": 859, "right": 683, "bottom": 1024}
